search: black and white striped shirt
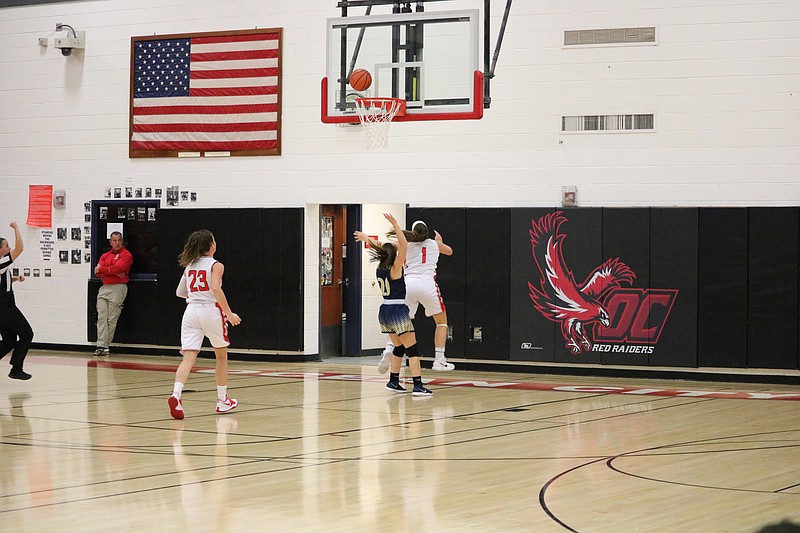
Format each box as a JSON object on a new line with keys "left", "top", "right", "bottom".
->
{"left": 0, "top": 254, "right": 14, "bottom": 296}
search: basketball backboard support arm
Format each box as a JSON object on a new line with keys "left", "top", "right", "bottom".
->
{"left": 485, "top": 0, "right": 513, "bottom": 108}
{"left": 347, "top": 7, "right": 372, "bottom": 80}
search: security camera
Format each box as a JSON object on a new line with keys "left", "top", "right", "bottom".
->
{"left": 53, "top": 24, "right": 85, "bottom": 56}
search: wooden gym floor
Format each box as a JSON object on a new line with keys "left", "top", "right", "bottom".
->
{"left": 1, "top": 350, "right": 798, "bottom": 532}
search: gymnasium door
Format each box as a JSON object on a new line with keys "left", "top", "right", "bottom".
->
{"left": 319, "top": 204, "right": 362, "bottom": 357}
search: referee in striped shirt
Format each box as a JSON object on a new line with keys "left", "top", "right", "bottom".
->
{"left": 0, "top": 222, "right": 33, "bottom": 380}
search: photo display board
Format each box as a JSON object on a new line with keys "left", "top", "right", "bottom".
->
{"left": 91, "top": 200, "right": 159, "bottom": 280}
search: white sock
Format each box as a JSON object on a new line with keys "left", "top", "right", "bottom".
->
{"left": 172, "top": 382, "right": 184, "bottom": 399}
{"left": 435, "top": 347, "right": 446, "bottom": 362}
{"left": 217, "top": 385, "right": 227, "bottom": 401}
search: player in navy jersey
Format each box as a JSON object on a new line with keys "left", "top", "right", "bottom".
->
{"left": 168, "top": 229, "right": 241, "bottom": 419}
{"left": 355, "top": 213, "right": 433, "bottom": 396}
{"left": 375, "top": 220, "right": 454, "bottom": 372}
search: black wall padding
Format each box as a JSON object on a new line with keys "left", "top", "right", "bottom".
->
{"left": 154, "top": 208, "right": 189, "bottom": 346}
{"left": 509, "top": 208, "right": 556, "bottom": 362}
{"left": 464, "top": 209, "right": 510, "bottom": 360}
{"left": 155, "top": 208, "right": 304, "bottom": 351}
{"left": 649, "top": 208, "right": 698, "bottom": 367}
{"left": 697, "top": 208, "right": 748, "bottom": 368}
{"left": 414, "top": 206, "right": 799, "bottom": 371}
{"left": 599, "top": 208, "right": 651, "bottom": 366}
{"left": 552, "top": 208, "right": 604, "bottom": 364}
{"left": 87, "top": 280, "right": 157, "bottom": 344}
{"left": 265, "top": 209, "right": 304, "bottom": 351}
{"left": 406, "top": 208, "right": 466, "bottom": 359}
{"left": 220, "top": 209, "right": 262, "bottom": 348}
{"left": 747, "top": 207, "right": 799, "bottom": 369}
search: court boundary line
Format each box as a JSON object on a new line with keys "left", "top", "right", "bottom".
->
{"left": 25, "top": 356, "right": 800, "bottom": 401}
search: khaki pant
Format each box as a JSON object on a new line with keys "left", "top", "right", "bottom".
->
{"left": 97, "top": 284, "right": 128, "bottom": 348}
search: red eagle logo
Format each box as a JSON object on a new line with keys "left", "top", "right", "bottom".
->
{"left": 528, "top": 212, "right": 635, "bottom": 354}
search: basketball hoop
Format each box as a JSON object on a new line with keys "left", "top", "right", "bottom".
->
{"left": 355, "top": 97, "right": 406, "bottom": 150}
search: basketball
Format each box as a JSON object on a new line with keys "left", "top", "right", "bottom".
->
{"left": 349, "top": 69, "right": 372, "bottom": 92}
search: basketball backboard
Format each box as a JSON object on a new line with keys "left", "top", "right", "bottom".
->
{"left": 322, "top": 8, "right": 483, "bottom": 123}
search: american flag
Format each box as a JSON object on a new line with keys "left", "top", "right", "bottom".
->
{"left": 130, "top": 29, "right": 281, "bottom": 156}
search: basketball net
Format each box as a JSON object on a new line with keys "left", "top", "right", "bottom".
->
{"left": 355, "top": 97, "right": 406, "bottom": 150}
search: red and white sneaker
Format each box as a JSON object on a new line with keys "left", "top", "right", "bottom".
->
{"left": 168, "top": 395, "right": 184, "bottom": 420}
{"left": 216, "top": 396, "right": 238, "bottom": 414}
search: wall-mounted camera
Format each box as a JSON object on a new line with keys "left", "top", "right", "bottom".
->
{"left": 53, "top": 23, "right": 85, "bottom": 57}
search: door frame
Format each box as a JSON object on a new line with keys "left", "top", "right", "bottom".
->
{"left": 318, "top": 204, "right": 363, "bottom": 357}
{"left": 343, "top": 204, "right": 362, "bottom": 356}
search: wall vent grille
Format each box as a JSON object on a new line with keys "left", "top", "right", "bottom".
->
{"left": 565, "top": 27, "right": 656, "bottom": 46}
{"left": 562, "top": 114, "right": 655, "bottom": 132}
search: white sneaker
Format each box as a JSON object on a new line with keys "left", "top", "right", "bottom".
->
{"left": 216, "top": 396, "right": 238, "bottom": 414}
{"left": 377, "top": 351, "right": 391, "bottom": 374}
{"left": 432, "top": 359, "right": 455, "bottom": 371}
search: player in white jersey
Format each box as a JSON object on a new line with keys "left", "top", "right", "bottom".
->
{"left": 376, "top": 220, "right": 455, "bottom": 372}
{"left": 168, "top": 229, "right": 241, "bottom": 420}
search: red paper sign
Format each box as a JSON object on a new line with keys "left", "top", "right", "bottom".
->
{"left": 26, "top": 185, "right": 53, "bottom": 228}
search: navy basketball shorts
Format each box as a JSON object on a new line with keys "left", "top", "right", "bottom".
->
{"left": 378, "top": 303, "right": 415, "bottom": 335}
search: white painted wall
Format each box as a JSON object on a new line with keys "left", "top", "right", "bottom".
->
{"left": 1, "top": 0, "right": 798, "bottom": 353}
{"left": 358, "top": 204, "right": 406, "bottom": 351}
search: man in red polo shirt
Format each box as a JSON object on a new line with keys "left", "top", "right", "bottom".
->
{"left": 94, "top": 231, "right": 133, "bottom": 356}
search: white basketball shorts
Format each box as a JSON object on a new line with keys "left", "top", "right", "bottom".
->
{"left": 180, "top": 303, "right": 230, "bottom": 352}
{"left": 404, "top": 275, "right": 445, "bottom": 318}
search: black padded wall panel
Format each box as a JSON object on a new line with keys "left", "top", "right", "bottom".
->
{"left": 261, "top": 209, "right": 304, "bottom": 351}
{"left": 156, "top": 208, "right": 304, "bottom": 352}
{"left": 648, "top": 208, "right": 698, "bottom": 367}
{"left": 403, "top": 206, "right": 797, "bottom": 372}
{"left": 464, "top": 209, "right": 510, "bottom": 360}
{"left": 155, "top": 208, "right": 189, "bottom": 346}
{"left": 747, "top": 207, "right": 799, "bottom": 369}
{"left": 697, "top": 208, "right": 748, "bottom": 368}
{"left": 509, "top": 208, "right": 556, "bottom": 362}
{"left": 599, "top": 208, "right": 651, "bottom": 366}
{"left": 552, "top": 208, "right": 604, "bottom": 364}
{"left": 87, "top": 280, "right": 157, "bottom": 345}
{"left": 220, "top": 209, "right": 262, "bottom": 348}
{"left": 406, "top": 207, "right": 466, "bottom": 359}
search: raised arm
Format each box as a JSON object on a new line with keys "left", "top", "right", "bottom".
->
{"left": 384, "top": 213, "right": 406, "bottom": 278}
{"left": 353, "top": 231, "right": 382, "bottom": 249}
{"left": 434, "top": 230, "right": 453, "bottom": 256}
{"left": 9, "top": 222, "right": 23, "bottom": 261}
